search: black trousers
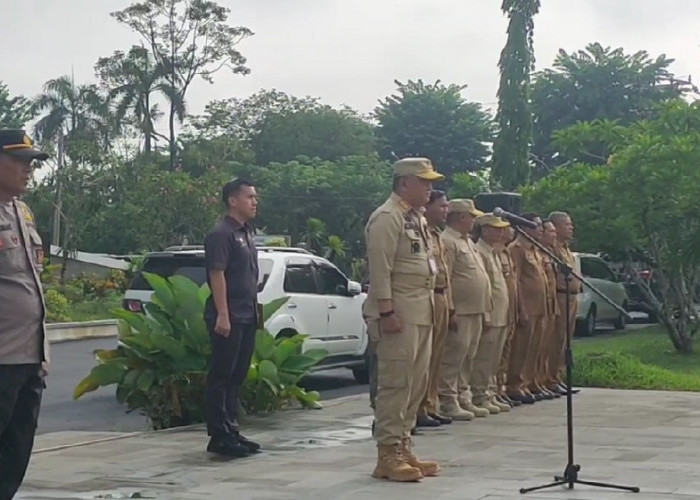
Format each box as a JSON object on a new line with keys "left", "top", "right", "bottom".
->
{"left": 205, "top": 322, "right": 256, "bottom": 438}
{"left": 0, "top": 364, "right": 44, "bottom": 500}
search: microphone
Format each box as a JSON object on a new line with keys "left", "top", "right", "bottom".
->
{"left": 493, "top": 207, "right": 539, "bottom": 229}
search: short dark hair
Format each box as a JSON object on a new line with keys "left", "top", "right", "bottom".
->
{"left": 428, "top": 189, "right": 446, "bottom": 204}
{"left": 542, "top": 218, "right": 555, "bottom": 227}
{"left": 520, "top": 212, "right": 540, "bottom": 222}
{"left": 222, "top": 178, "right": 254, "bottom": 206}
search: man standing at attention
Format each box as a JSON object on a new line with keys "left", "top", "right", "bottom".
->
{"left": 364, "top": 157, "right": 443, "bottom": 482}
{"left": 472, "top": 213, "right": 512, "bottom": 414}
{"left": 204, "top": 179, "right": 262, "bottom": 458}
{"left": 438, "top": 199, "right": 491, "bottom": 421}
{"left": 0, "top": 130, "right": 50, "bottom": 499}
{"left": 506, "top": 213, "right": 548, "bottom": 405}
{"left": 416, "top": 190, "right": 453, "bottom": 428}
{"left": 549, "top": 211, "right": 581, "bottom": 392}
{"left": 535, "top": 219, "right": 562, "bottom": 398}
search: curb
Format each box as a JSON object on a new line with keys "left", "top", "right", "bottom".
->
{"left": 46, "top": 320, "right": 118, "bottom": 344}
{"left": 33, "top": 393, "right": 367, "bottom": 454}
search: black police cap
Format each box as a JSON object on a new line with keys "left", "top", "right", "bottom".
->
{"left": 0, "top": 129, "right": 49, "bottom": 161}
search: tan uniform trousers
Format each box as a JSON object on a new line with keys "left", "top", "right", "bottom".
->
{"left": 472, "top": 324, "right": 509, "bottom": 403}
{"left": 419, "top": 292, "right": 450, "bottom": 416}
{"left": 374, "top": 323, "right": 432, "bottom": 445}
{"left": 523, "top": 315, "right": 547, "bottom": 391}
{"left": 506, "top": 315, "right": 544, "bottom": 394}
{"left": 555, "top": 294, "right": 578, "bottom": 382}
{"left": 498, "top": 324, "right": 516, "bottom": 390}
{"left": 438, "top": 314, "right": 483, "bottom": 406}
{"left": 540, "top": 314, "right": 559, "bottom": 387}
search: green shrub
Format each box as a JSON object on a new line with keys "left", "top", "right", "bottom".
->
{"left": 73, "top": 273, "right": 327, "bottom": 429}
{"left": 573, "top": 351, "right": 700, "bottom": 391}
{"left": 44, "top": 289, "right": 71, "bottom": 323}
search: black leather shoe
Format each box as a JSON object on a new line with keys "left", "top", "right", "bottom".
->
{"left": 521, "top": 394, "right": 536, "bottom": 404}
{"left": 502, "top": 395, "right": 521, "bottom": 407}
{"left": 234, "top": 432, "right": 261, "bottom": 453}
{"left": 540, "top": 389, "right": 555, "bottom": 400}
{"left": 207, "top": 437, "right": 249, "bottom": 458}
{"left": 429, "top": 412, "right": 453, "bottom": 425}
{"left": 530, "top": 391, "right": 544, "bottom": 402}
{"left": 416, "top": 414, "right": 441, "bottom": 427}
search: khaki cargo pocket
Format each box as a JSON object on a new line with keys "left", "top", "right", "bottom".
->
{"left": 377, "top": 346, "right": 410, "bottom": 389}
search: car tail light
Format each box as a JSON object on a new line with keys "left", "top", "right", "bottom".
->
{"left": 123, "top": 299, "right": 144, "bottom": 313}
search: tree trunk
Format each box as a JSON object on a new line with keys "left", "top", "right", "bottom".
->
{"left": 168, "top": 104, "right": 176, "bottom": 170}
{"left": 666, "top": 321, "right": 693, "bottom": 354}
{"left": 51, "top": 128, "right": 64, "bottom": 247}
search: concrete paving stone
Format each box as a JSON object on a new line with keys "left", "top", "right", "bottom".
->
{"left": 18, "top": 389, "right": 700, "bottom": 499}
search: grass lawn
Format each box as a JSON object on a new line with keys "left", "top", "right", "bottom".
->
{"left": 572, "top": 326, "right": 700, "bottom": 391}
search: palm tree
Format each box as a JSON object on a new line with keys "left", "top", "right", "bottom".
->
{"left": 96, "top": 46, "right": 184, "bottom": 156}
{"left": 33, "top": 74, "right": 111, "bottom": 246}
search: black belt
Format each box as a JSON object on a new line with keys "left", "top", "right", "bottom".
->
{"left": 557, "top": 290, "right": 579, "bottom": 295}
{"left": 434, "top": 287, "right": 446, "bottom": 294}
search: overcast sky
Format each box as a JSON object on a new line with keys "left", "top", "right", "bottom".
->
{"left": 2, "top": 0, "right": 698, "bottom": 120}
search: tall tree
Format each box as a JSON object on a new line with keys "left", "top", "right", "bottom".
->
{"left": 112, "top": 0, "right": 253, "bottom": 170}
{"left": 95, "top": 45, "right": 178, "bottom": 155}
{"left": 374, "top": 79, "right": 494, "bottom": 184}
{"left": 491, "top": 0, "right": 540, "bottom": 190}
{"left": 0, "top": 82, "right": 35, "bottom": 128}
{"left": 251, "top": 105, "right": 376, "bottom": 165}
{"left": 531, "top": 43, "right": 694, "bottom": 173}
{"left": 33, "top": 75, "right": 111, "bottom": 246}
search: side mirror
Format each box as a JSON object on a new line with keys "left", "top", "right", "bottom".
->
{"left": 347, "top": 280, "right": 362, "bottom": 296}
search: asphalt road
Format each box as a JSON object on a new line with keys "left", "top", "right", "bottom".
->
{"left": 37, "top": 337, "right": 368, "bottom": 435}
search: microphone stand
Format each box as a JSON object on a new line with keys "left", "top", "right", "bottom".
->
{"left": 512, "top": 227, "right": 639, "bottom": 495}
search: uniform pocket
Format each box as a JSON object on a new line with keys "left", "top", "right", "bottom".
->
{"left": 376, "top": 344, "right": 409, "bottom": 388}
{"left": 0, "top": 230, "right": 24, "bottom": 272}
{"left": 28, "top": 228, "right": 44, "bottom": 272}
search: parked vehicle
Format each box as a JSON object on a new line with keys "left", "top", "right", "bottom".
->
{"left": 574, "top": 253, "right": 629, "bottom": 336}
{"left": 122, "top": 245, "right": 370, "bottom": 382}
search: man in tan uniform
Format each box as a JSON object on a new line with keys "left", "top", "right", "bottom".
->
{"left": 438, "top": 199, "right": 492, "bottom": 420}
{"left": 549, "top": 211, "right": 581, "bottom": 391}
{"left": 497, "top": 226, "right": 520, "bottom": 408}
{"left": 472, "top": 214, "right": 512, "bottom": 414}
{"left": 506, "top": 213, "right": 547, "bottom": 404}
{"left": 416, "top": 190, "right": 453, "bottom": 428}
{"left": 535, "top": 219, "right": 562, "bottom": 398}
{"left": 364, "top": 157, "right": 443, "bottom": 482}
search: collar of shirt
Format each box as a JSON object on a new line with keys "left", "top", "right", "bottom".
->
{"left": 224, "top": 215, "right": 254, "bottom": 234}
{"left": 389, "top": 192, "right": 419, "bottom": 215}
{"left": 444, "top": 225, "right": 465, "bottom": 240}
{"left": 516, "top": 235, "right": 537, "bottom": 250}
{"left": 476, "top": 238, "right": 497, "bottom": 254}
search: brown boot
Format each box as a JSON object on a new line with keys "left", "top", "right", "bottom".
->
{"left": 372, "top": 444, "right": 423, "bottom": 482}
{"left": 401, "top": 438, "right": 440, "bottom": 477}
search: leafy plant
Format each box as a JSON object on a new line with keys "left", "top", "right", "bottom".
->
{"left": 241, "top": 327, "right": 327, "bottom": 413}
{"left": 73, "top": 273, "right": 327, "bottom": 429}
{"left": 44, "top": 289, "right": 71, "bottom": 323}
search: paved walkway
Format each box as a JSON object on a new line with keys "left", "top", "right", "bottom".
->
{"left": 18, "top": 388, "right": 700, "bottom": 499}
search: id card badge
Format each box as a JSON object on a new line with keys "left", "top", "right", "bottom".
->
{"left": 428, "top": 257, "right": 438, "bottom": 275}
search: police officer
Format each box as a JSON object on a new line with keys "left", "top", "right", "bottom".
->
{"left": 364, "top": 157, "right": 442, "bottom": 482}
{"left": 416, "top": 190, "right": 453, "bottom": 428}
{"left": 0, "top": 129, "right": 50, "bottom": 499}
{"left": 506, "top": 213, "right": 548, "bottom": 404}
{"left": 472, "top": 214, "right": 512, "bottom": 414}
{"left": 549, "top": 211, "right": 581, "bottom": 392}
{"left": 437, "top": 199, "right": 491, "bottom": 420}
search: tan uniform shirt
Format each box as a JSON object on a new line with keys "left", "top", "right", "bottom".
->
{"left": 429, "top": 225, "right": 453, "bottom": 310}
{"left": 552, "top": 241, "right": 582, "bottom": 294}
{"left": 509, "top": 236, "right": 548, "bottom": 317}
{"left": 0, "top": 199, "right": 48, "bottom": 364}
{"left": 540, "top": 249, "right": 559, "bottom": 316}
{"left": 363, "top": 193, "right": 435, "bottom": 326}
{"left": 476, "top": 239, "right": 510, "bottom": 327}
{"left": 442, "top": 226, "right": 492, "bottom": 315}
{"left": 499, "top": 249, "right": 519, "bottom": 326}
